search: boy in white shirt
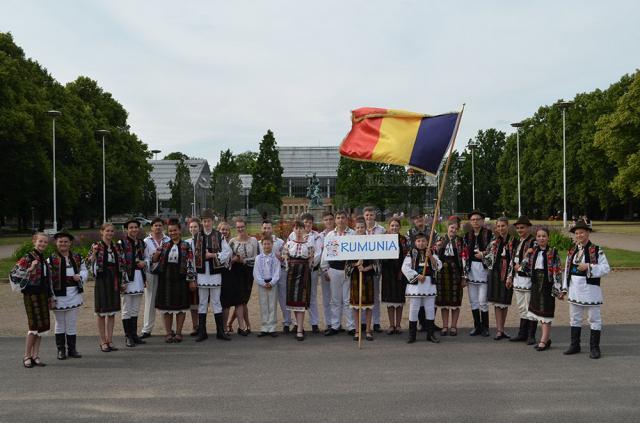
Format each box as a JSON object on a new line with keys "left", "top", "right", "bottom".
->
{"left": 254, "top": 237, "right": 281, "bottom": 337}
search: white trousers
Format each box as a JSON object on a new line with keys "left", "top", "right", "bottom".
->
{"left": 329, "top": 267, "right": 355, "bottom": 330}
{"left": 54, "top": 308, "right": 79, "bottom": 335}
{"left": 514, "top": 289, "right": 534, "bottom": 320}
{"left": 408, "top": 297, "right": 435, "bottom": 321}
{"left": 198, "top": 286, "right": 222, "bottom": 314}
{"left": 308, "top": 270, "right": 320, "bottom": 325}
{"left": 277, "top": 268, "right": 291, "bottom": 326}
{"left": 142, "top": 272, "right": 158, "bottom": 334}
{"left": 321, "top": 274, "right": 332, "bottom": 327}
{"left": 570, "top": 303, "right": 602, "bottom": 330}
{"left": 259, "top": 285, "right": 278, "bottom": 333}
{"left": 372, "top": 275, "right": 381, "bottom": 325}
{"left": 122, "top": 294, "right": 142, "bottom": 319}
{"left": 468, "top": 283, "right": 488, "bottom": 312}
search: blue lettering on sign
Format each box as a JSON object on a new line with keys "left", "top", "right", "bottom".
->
{"left": 339, "top": 240, "right": 399, "bottom": 253}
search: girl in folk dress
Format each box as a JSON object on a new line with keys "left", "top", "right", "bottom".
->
{"left": 87, "top": 223, "right": 125, "bottom": 353}
{"left": 527, "top": 227, "right": 562, "bottom": 351}
{"left": 380, "top": 218, "right": 409, "bottom": 335}
{"left": 349, "top": 217, "right": 377, "bottom": 341}
{"left": 436, "top": 217, "right": 466, "bottom": 337}
{"left": 484, "top": 217, "right": 514, "bottom": 340}
{"left": 283, "top": 220, "right": 314, "bottom": 341}
{"left": 10, "top": 233, "right": 54, "bottom": 368}
{"left": 187, "top": 218, "right": 202, "bottom": 336}
{"left": 218, "top": 221, "right": 236, "bottom": 336}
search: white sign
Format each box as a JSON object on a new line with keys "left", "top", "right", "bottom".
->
{"left": 322, "top": 234, "right": 399, "bottom": 261}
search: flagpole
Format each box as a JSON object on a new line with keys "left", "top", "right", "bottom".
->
{"left": 423, "top": 104, "right": 465, "bottom": 276}
{"left": 358, "top": 269, "right": 363, "bottom": 349}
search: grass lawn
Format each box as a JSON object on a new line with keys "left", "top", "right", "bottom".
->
{"left": 0, "top": 236, "right": 30, "bottom": 246}
{"left": 0, "top": 257, "right": 15, "bottom": 279}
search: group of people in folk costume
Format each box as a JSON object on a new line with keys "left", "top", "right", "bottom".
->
{"left": 10, "top": 205, "right": 610, "bottom": 368}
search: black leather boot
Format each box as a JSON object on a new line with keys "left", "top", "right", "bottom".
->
{"left": 426, "top": 320, "right": 440, "bottom": 343}
{"left": 123, "top": 319, "right": 135, "bottom": 348}
{"left": 563, "top": 326, "right": 582, "bottom": 355}
{"left": 195, "top": 314, "right": 208, "bottom": 342}
{"left": 407, "top": 321, "right": 417, "bottom": 344}
{"left": 589, "top": 329, "right": 601, "bottom": 359}
{"left": 418, "top": 307, "right": 427, "bottom": 332}
{"left": 469, "top": 309, "right": 481, "bottom": 336}
{"left": 481, "top": 311, "right": 490, "bottom": 337}
{"left": 131, "top": 316, "right": 145, "bottom": 344}
{"left": 66, "top": 335, "right": 82, "bottom": 358}
{"left": 510, "top": 319, "right": 528, "bottom": 342}
{"left": 215, "top": 313, "right": 231, "bottom": 341}
{"left": 526, "top": 320, "right": 538, "bottom": 345}
{"left": 56, "top": 333, "right": 67, "bottom": 360}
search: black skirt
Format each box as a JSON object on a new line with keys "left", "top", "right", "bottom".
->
{"left": 528, "top": 269, "right": 555, "bottom": 318}
{"left": 155, "top": 262, "right": 190, "bottom": 312}
{"left": 286, "top": 258, "right": 311, "bottom": 311}
{"left": 221, "top": 264, "right": 249, "bottom": 308}
{"left": 349, "top": 269, "right": 375, "bottom": 309}
{"left": 381, "top": 260, "right": 406, "bottom": 305}
{"left": 436, "top": 257, "right": 463, "bottom": 308}
{"left": 94, "top": 264, "right": 121, "bottom": 315}
{"left": 487, "top": 256, "right": 513, "bottom": 307}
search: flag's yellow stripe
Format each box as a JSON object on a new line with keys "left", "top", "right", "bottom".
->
{"left": 371, "top": 116, "right": 420, "bottom": 166}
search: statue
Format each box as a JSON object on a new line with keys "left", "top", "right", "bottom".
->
{"left": 306, "top": 173, "right": 323, "bottom": 208}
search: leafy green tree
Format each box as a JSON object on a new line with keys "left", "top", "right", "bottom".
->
{"left": 250, "top": 130, "right": 283, "bottom": 217}
{"left": 235, "top": 151, "right": 258, "bottom": 174}
{"left": 163, "top": 152, "right": 190, "bottom": 161}
{"left": 168, "top": 158, "right": 193, "bottom": 217}
{"left": 212, "top": 149, "right": 243, "bottom": 220}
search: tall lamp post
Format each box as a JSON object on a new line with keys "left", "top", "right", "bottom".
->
{"left": 96, "top": 130, "right": 110, "bottom": 223}
{"left": 468, "top": 139, "right": 479, "bottom": 210}
{"left": 558, "top": 100, "right": 573, "bottom": 228}
{"left": 151, "top": 149, "right": 161, "bottom": 215}
{"left": 511, "top": 121, "right": 524, "bottom": 217}
{"left": 47, "top": 110, "right": 62, "bottom": 231}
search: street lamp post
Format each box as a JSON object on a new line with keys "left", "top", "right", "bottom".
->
{"left": 151, "top": 150, "right": 161, "bottom": 216}
{"left": 468, "top": 139, "right": 479, "bottom": 210}
{"left": 558, "top": 101, "right": 573, "bottom": 228}
{"left": 511, "top": 122, "right": 524, "bottom": 217}
{"left": 47, "top": 110, "right": 61, "bottom": 231}
{"left": 96, "top": 130, "right": 110, "bottom": 223}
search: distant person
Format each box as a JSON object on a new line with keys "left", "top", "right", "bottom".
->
{"left": 560, "top": 219, "right": 610, "bottom": 359}
{"left": 485, "top": 217, "right": 514, "bottom": 340}
{"left": 283, "top": 220, "right": 314, "bottom": 341}
{"left": 463, "top": 210, "right": 492, "bottom": 337}
{"left": 259, "top": 219, "right": 289, "bottom": 334}
{"left": 381, "top": 217, "right": 409, "bottom": 335}
{"left": 436, "top": 216, "right": 465, "bottom": 337}
{"left": 254, "top": 236, "right": 280, "bottom": 337}
{"left": 186, "top": 218, "right": 202, "bottom": 336}
{"left": 10, "top": 232, "right": 54, "bottom": 368}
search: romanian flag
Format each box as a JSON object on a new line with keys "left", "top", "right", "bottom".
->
{"left": 339, "top": 107, "right": 462, "bottom": 175}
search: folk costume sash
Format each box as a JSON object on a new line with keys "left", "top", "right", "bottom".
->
{"left": 194, "top": 230, "right": 223, "bottom": 274}
{"left": 464, "top": 227, "right": 491, "bottom": 269}
{"left": 567, "top": 241, "right": 601, "bottom": 286}
{"left": 120, "top": 236, "right": 146, "bottom": 283}
{"left": 49, "top": 252, "right": 82, "bottom": 295}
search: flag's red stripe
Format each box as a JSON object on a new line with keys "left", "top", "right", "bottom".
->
{"left": 339, "top": 116, "right": 383, "bottom": 160}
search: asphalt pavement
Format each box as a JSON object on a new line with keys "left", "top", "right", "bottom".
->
{"left": 1, "top": 324, "right": 639, "bottom": 422}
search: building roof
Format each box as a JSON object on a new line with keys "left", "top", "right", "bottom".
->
{"left": 277, "top": 146, "right": 340, "bottom": 178}
{"left": 148, "top": 159, "right": 211, "bottom": 200}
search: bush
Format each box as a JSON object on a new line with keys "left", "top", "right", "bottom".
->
{"left": 14, "top": 240, "right": 92, "bottom": 261}
{"left": 548, "top": 230, "right": 573, "bottom": 251}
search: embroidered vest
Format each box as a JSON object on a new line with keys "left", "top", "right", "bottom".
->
{"left": 567, "top": 242, "right": 601, "bottom": 286}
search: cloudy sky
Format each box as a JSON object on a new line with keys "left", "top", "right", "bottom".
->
{"left": 2, "top": 1, "right": 639, "bottom": 165}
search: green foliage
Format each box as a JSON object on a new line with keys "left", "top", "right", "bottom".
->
{"left": 548, "top": 230, "right": 574, "bottom": 251}
{"left": 168, "top": 158, "right": 193, "bottom": 217}
{"left": 235, "top": 151, "right": 258, "bottom": 174}
{"left": 163, "top": 152, "right": 191, "bottom": 161}
{"left": 13, "top": 241, "right": 91, "bottom": 262}
{"left": 250, "top": 130, "right": 283, "bottom": 217}
{"left": 212, "top": 149, "right": 243, "bottom": 219}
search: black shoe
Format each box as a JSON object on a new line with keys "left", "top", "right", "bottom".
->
{"left": 296, "top": 333, "right": 305, "bottom": 341}
{"left": 426, "top": 320, "right": 440, "bottom": 343}
{"left": 66, "top": 335, "right": 82, "bottom": 358}
{"left": 324, "top": 328, "right": 338, "bottom": 336}
{"left": 589, "top": 329, "right": 601, "bottom": 359}
{"left": 510, "top": 319, "right": 529, "bottom": 342}
{"left": 494, "top": 331, "right": 508, "bottom": 340}
{"left": 373, "top": 324, "right": 383, "bottom": 333}
{"left": 312, "top": 325, "right": 320, "bottom": 334}
{"left": 564, "top": 326, "right": 582, "bottom": 355}
{"left": 338, "top": 327, "right": 346, "bottom": 333}
{"left": 480, "top": 311, "right": 490, "bottom": 337}
{"left": 469, "top": 309, "right": 481, "bottom": 336}
{"left": 123, "top": 319, "right": 135, "bottom": 348}
{"left": 190, "top": 327, "right": 199, "bottom": 337}
{"left": 348, "top": 329, "right": 356, "bottom": 336}
{"left": 433, "top": 323, "right": 442, "bottom": 332}
{"left": 140, "top": 332, "right": 151, "bottom": 339}
{"left": 418, "top": 307, "right": 427, "bottom": 332}
{"left": 526, "top": 320, "right": 538, "bottom": 345}
{"left": 238, "top": 328, "right": 250, "bottom": 336}
{"left": 131, "top": 317, "right": 146, "bottom": 344}
{"left": 269, "top": 332, "right": 278, "bottom": 338}
{"left": 283, "top": 326, "right": 290, "bottom": 335}
{"left": 407, "top": 321, "right": 417, "bottom": 344}
{"left": 536, "top": 339, "right": 552, "bottom": 351}
{"left": 214, "top": 313, "right": 231, "bottom": 341}
{"left": 292, "top": 325, "right": 298, "bottom": 334}
{"left": 55, "top": 334, "right": 67, "bottom": 360}
{"left": 257, "top": 332, "right": 268, "bottom": 337}
{"left": 195, "top": 314, "right": 208, "bottom": 342}
{"left": 366, "top": 333, "right": 374, "bottom": 341}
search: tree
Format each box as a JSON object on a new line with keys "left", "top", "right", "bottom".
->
{"left": 163, "top": 152, "right": 190, "bottom": 161}
{"left": 235, "top": 151, "right": 258, "bottom": 174}
{"left": 211, "top": 149, "right": 243, "bottom": 220}
{"left": 250, "top": 130, "right": 283, "bottom": 218}
{"left": 168, "top": 158, "right": 193, "bottom": 217}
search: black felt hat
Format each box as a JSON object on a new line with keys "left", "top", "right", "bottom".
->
{"left": 200, "top": 208, "right": 216, "bottom": 220}
{"left": 53, "top": 231, "right": 74, "bottom": 241}
{"left": 123, "top": 218, "right": 140, "bottom": 228}
{"left": 467, "top": 209, "right": 485, "bottom": 220}
{"left": 570, "top": 219, "right": 592, "bottom": 233}
{"left": 514, "top": 216, "right": 532, "bottom": 227}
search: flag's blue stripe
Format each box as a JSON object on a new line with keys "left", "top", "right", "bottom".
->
{"left": 408, "top": 113, "right": 458, "bottom": 174}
